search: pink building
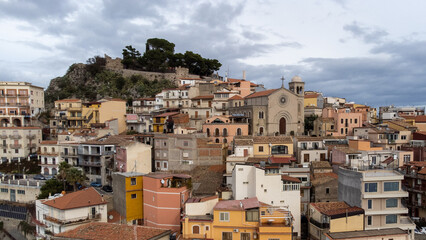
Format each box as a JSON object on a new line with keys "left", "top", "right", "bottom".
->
{"left": 143, "top": 173, "right": 191, "bottom": 231}
{"left": 322, "top": 107, "right": 363, "bottom": 136}
{"left": 202, "top": 115, "right": 249, "bottom": 145}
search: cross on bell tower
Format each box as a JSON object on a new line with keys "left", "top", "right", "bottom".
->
{"left": 281, "top": 76, "right": 285, "bottom": 89}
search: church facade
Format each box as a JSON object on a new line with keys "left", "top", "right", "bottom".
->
{"left": 229, "top": 76, "right": 305, "bottom": 136}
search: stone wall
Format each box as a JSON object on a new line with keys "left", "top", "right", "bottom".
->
{"left": 104, "top": 54, "right": 199, "bottom": 84}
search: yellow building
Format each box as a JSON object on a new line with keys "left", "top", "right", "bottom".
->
{"left": 309, "top": 202, "right": 365, "bottom": 240}
{"left": 112, "top": 172, "right": 144, "bottom": 225}
{"left": 182, "top": 197, "right": 293, "bottom": 240}
{"left": 82, "top": 101, "right": 100, "bottom": 128}
{"left": 252, "top": 136, "right": 294, "bottom": 158}
{"left": 153, "top": 112, "right": 179, "bottom": 133}
{"left": 304, "top": 92, "right": 321, "bottom": 107}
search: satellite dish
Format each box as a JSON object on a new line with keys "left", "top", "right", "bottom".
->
{"left": 109, "top": 215, "right": 113, "bottom": 220}
{"left": 161, "top": 179, "right": 165, "bottom": 184}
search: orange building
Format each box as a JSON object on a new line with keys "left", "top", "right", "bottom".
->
{"left": 143, "top": 173, "right": 191, "bottom": 231}
{"left": 322, "top": 107, "right": 363, "bottom": 136}
{"left": 203, "top": 115, "right": 249, "bottom": 145}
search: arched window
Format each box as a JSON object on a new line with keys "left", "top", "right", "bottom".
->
{"left": 223, "top": 138, "right": 228, "bottom": 144}
{"left": 215, "top": 128, "right": 220, "bottom": 137}
{"left": 43, "top": 147, "right": 47, "bottom": 153}
{"left": 215, "top": 138, "right": 220, "bottom": 143}
{"left": 52, "top": 158, "right": 56, "bottom": 165}
{"left": 192, "top": 225, "right": 200, "bottom": 234}
{"left": 206, "top": 128, "right": 210, "bottom": 137}
{"left": 51, "top": 147, "right": 55, "bottom": 153}
{"left": 52, "top": 168, "right": 57, "bottom": 175}
{"left": 259, "top": 127, "right": 264, "bottom": 136}
{"left": 237, "top": 128, "right": 242, "bottom": 136}
{"left": 223, "top": 128, "right": 228, "bottom": 137}
{"left": 235, "top": 102, "right": 237, "bottom": 107}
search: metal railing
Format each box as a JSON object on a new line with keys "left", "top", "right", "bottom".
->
{"left": 44, "top": 213, "right": 101, "bottom": 225}
{"left": 9, "top": 135, "right": 22, "bottom": 140}
{"left": 310, "top": 218, "right": 329, "bottom": 229}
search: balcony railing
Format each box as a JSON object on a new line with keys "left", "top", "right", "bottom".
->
{"left": 27, "top": 143, "right": 37, "bottom": 149}
{"left": 0, "top": 135, "right": 7, "bottom": 139}
{"left": 9, "top": 135, "right": 22, "bottom": 140}
{"left": 79, "top": 161, "right": 102, "bottom": 167}
{"left": 9, "top": 144, "right": 22, "bottom": 149}
{"left": 43, "top": 213, "right": 101, "bottom": 225}
{"left": 61, "top": 152, "right": 77, "bottom": 157}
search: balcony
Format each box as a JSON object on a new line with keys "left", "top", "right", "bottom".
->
{"left": 67, "top": 116, "right": 83, "bottom": 120}
{"left": 9, "top": 135, "right": 22, "bottom": 140}
{"left": 26, "top": 134, "right": 37, "bottom": 140}
{"left": 79, "top": 161, "right": 102, "bottom": 167}
{"left": 9, "top": 144, "right": 22, "bottom": 149}
{"left": 27, "top": 143, "right": 37, "bottom": 149}
{"left": 67, "top": 107, "right": 82, "bottom": 112}
{"left": 61, "top": 152, "right": 77, "bottom": 157}
{"left": 0, "top": 134, "right": 7, "bottom": 139}
{"left": 0, "top": 145, "right": 7, "bottom": 149}
{"left": 190, "top": 115, "right": 202, "bottom": 120}
{"left": 17, "top": 94, "right": 29, "bottom": 97}
{"left": 43, "top": 213, "right": 101, "bottom": 225}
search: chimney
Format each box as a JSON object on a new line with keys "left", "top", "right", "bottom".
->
{"left": 242, "top": 70, "right": 246, "bottom": 80}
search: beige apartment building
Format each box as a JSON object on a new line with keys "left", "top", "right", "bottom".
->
{"left": 1, "top": 126, "right": 41, "bottom": 162}
{"left": 38, "top": 141, "right": 60, "bottom": 175}
{"left": 338, "top": 167, "right": 416, "bottom": 236}
{"left": 0, "top": 81, "right": 44, "bottom": 127}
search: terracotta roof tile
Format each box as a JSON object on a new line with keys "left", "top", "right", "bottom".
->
{"left": 311, "top": 202, "right": 364, "bottom": 217}
{"left": 228, "top": 95, "right": 243, "bottom": 100}
{"left": 155, "top": 112, "right": 180, "bottom": 118}
{"left": 415, "top": 115, "right": 426, "bottom": 123}
{"left": 55, "top": 98, "right": 81, "bottom": 103}
{"left": 40, "top": 140, "right": 58, "bottom": 145}
{"left": 55, "top": 222, "right": 171, "bottom": 240}
{"left": 418, "top": 167, "right": 426, "bottom": 174}
{"left": 43, "top": 188, "right": 107, "bottom": 210}
{"left": 269, "top": 156, "right": 296, "bottom": 164}
{"left": 281, "top": 175, "right": 301, "bottom": 183}
{"left": 382, "top": 156, "right": 395, "bottom": 165}
{"left": 245, "top": 89, "right": 278, "bottom": 99}
{"left": 253, "top": 136, "right": 293, "bottom": 144}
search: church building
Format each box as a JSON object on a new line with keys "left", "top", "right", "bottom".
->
{"left": 229, "top": 76, "right": 305, "bottom": 136}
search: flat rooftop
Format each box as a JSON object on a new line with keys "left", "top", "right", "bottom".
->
{"left": 327, "top": 228, "right": 407, "bottom": 239}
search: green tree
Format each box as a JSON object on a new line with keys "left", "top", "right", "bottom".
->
{"left": 122, "top": 45, "right": 141, "bottom": 69}
{"left": 17, "top": 221, "right": 36, "bottom": 237}
{"left": 145, "top": 38, "right": 175, "bottom": 53}
{"left": 38, "top": 179, "right": 64, "bottom": 199}
{"left": 66, "top": 167, "right": 86, "bottom": 192}
{"left": 304, "top": 114, "right": 319, "bottom": 135}
{"left": 58, "top": 162, "right": 71, "bottom": 190}
{"left": 86, "top": 56, "right": 106, "bottom": 76}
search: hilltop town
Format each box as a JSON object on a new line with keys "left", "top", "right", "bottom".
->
{"left": 0, "top": 53, "right": 425, "bottom": 240}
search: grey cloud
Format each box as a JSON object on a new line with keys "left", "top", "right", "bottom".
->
{"left": 343, "top": 21, "right": 388, "bottom": 44}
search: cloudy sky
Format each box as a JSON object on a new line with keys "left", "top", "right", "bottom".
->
{"left": 1, "top": 0, "right": 426, "bottom": 107}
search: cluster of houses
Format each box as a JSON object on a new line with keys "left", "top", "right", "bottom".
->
{"left": 0, "top": 75, "right": 425, "bottom": 240}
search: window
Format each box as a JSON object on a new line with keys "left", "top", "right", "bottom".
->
{"left": 219, "top": 212, "right": 230, "bottom": 222}
{"left": 246, "top": 209, "right": 259, "bottom": 222}
{"left": 236, "top": 128, "right": 242, "bottom": 136}
{"left": 368, "top": 199, "right": 372, "bottom": 209}
{"left": 340, "top": 128, "right": 343, "bottom": 134}
{"left": 261, "top": 211, "right": 266, "bottom": 216}
{"left": 241, "top": 233, "right": 250, "bottom": 240}
{"left": 367, "top": 216, "right": 372, "bottom": 225}
{"left": 222, "top": 232, "right": 232, "bottom": 240}
{"left": 163, "top": 161, "right": 168, "bottom": 169}
{"left": 259, "top": 111, "right": 264, "bottom": 119}
{"left": 17, "top": 190, "right": 25, "bottom": 195}
{"left": 355, "top": 118, "right": 358, "bottom": 124}
{"left": 131, "top": 194, "right": 137, "bottom": 199}
{"left": 192, "top": 225, "right": 200, "bottom": 234}
{"left": 386, "top": 198, "right": 398, "bottom": 208}
{"left": 1, "top": 188, "right": 8, "bottom": 193}
{"left": 259, "top": 146, "right": 264, "bottom": 152}
{"left": 401, "top": 135, "right": 406, "bottom": 140}
{"left": 271, "top": 145, "right": 288, "bottom": 154}
{"left": 403, "top": 155, "right": 410, "bottom": 163}
{"left": 384, "top": 182, "right": 399, "bottom": 191}
{"left": 183, "top": 141, "right": 189, "bottom": 147}
{"left": 365, "top": 183, "right": 377, "bottom": 192}
{"left": 326, "top": 188, "right": 330, "bottom": 194}
{"left": 15, "top": 149, "right": 18, "bottom": 154}
{"left": 341, "top": 119, "right": 343, "bottom": 124}
{"left": 386, "top": 214, "right": 397, "bottom": 224}
{"left": 131, "top": 178, "right": 136, "bottom": 185}
{"left": 205, "top": 226, "right": 209, "bottom": 231}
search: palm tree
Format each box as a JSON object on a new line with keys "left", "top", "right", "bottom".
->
{"left": 17, "top": 221, "right": 35, "bottom": 237}
{"left": 66, "top": 168, "right": 85, "bottom": 191}
{"left": 58, "top": 162, "right": 71, "bottom": 190}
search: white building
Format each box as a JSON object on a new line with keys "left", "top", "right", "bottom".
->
{"left": 35, "top": 187, "right": 107, "bottom": 237}
{"left": 231, "top": 164, "right": 301, "bottom": 237}
{"left": 1, "top": 126, "right": 41, "bottom": 163}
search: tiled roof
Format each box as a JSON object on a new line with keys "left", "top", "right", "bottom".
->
{"left": 296, "top": 136, "right": 324, "bottom": 142}
{"left": 245, "top": 89, "right": 278, "bottom": 99}
{"left": 55, "top": 98, "right": 81, "bottom": 103}
{"left": 82, "top": 135, "right": 134, "bottom": 145}
{"left": 214, "top": 197, "right": 259, "bottom": 211}
{"left": 281, "top": 175, "right": 301, "bottom": 183}
{"left": 191, "top": 95, "right": 214, "bottom": 100}
{"left": 55, "top": 222, "right": 171, "bottom": 240}
{"left": 326, "top": 228, "right": 407, "bottom": 239}
{"left": 269, "top": 156, "right": 296, "bottom": 164}
{"left": 144, "top": 172, "right": 191, "bottom": 179}
{"left": 234, "top": 136, "right": 253, "bottom": 145}
{"left": 155, "top": 112, "right": 180, "bottom": 118}
{"left": 304, "top": 93, "right": 319, "bottom": 98}
{"left": 229, "top": 95, "right": 243, "bottom": 100}
{"left": 415, "top": 115, "right": 426, "bottom": 123}
{"left": 253, "top": 136, "right": 293, "bottom": 144}
{"left": 313, "top": 172, "right": 338, "bottom": 180}
{"left": 310, "top": 202, "right": 364, "bottom": 218}
{"left": 43, "top": 187, "right": 107, "bottom": 210}
{"left": 418, "top": 168, "right": 426, "bottom": 175}
{"left": 40, "top": 140, "right": 58, "bottom": 145}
